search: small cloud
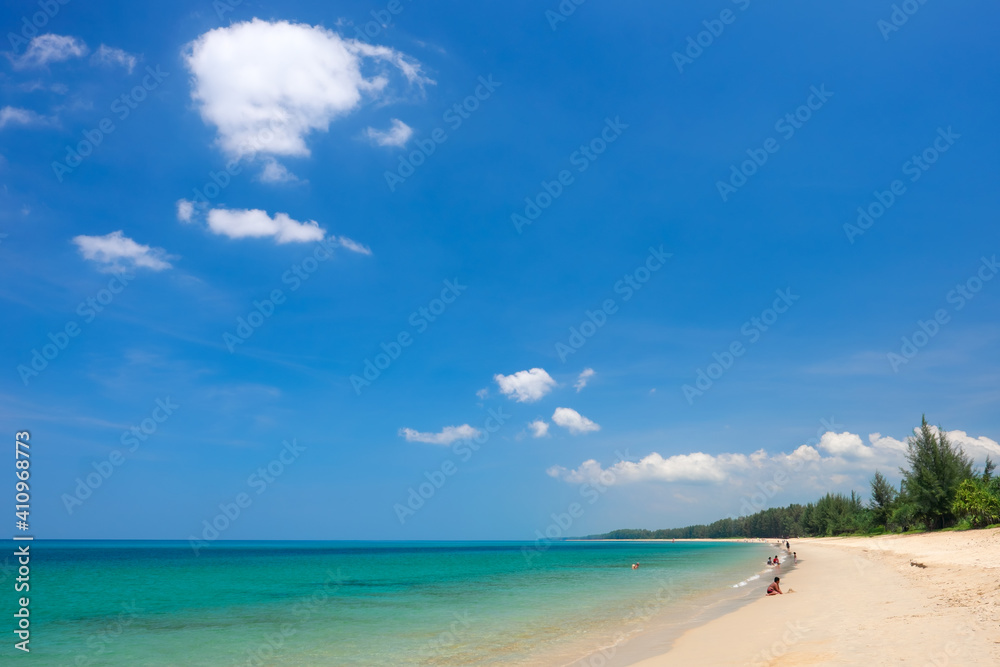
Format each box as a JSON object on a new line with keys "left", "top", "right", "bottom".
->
{"left": 551, "top": 407, "right": 600, "bottom": 435}
{"left": 72, "top": 230, "right": 174, "bottom": 272}
{"left": 476, "top": 388, "right": 489, "bottom": 400}
{"left": 176, "top": 199, "right": 195, "bottom": 223}
{"left": 333, "top": 236, "right": 371, "bottom": 255}
{"left": 574, "top": 368, "right": 595, "bottom": 392}
{"left": 399, "top": 424, "right": 481, "bottom": 446}
{"left": 91, "top": 45, "right": 137, "bottom": 73}
{"left": 649, "top": 388, "right": 656, "bottom": 394}
{"left": 528, "top": 420, "right": 549, "bottom": 438}
{"left": 258, "top": 158, "right": 301, "bottom": 184}
{"left": 0, "top": 106, "right": 52, "bottom": 129}
{"left": 206, "top": 208, "right": 325, "bottom": 244}
{"left": 14, "top": 34, "right": 88, "bottom": 69}
{"left": 364, "top": 119, "right": 413, "bottom": 147}
{"left": 494, "top": 368, "right": 556, "bottom": 403}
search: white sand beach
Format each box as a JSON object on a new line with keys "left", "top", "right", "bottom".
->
{"left": 633, "top": 528, "right": 1000, "bottom": 666}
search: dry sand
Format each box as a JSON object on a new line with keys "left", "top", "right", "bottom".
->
{"left": 631, "top": 528, "right": 1000, "bottom": 666}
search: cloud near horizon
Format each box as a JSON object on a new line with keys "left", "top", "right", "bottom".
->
{"left": 547, "top": 427, "right": 1000, "bottom": 490}
{"left": 183, "top": 19, "right": 432, "bottom": 160}
{"left": 399, "top": 424, "right": 481, "bottom": 445}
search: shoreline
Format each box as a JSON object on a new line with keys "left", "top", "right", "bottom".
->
{"left": 624, "top": 528, "right": 1000, "bottom": 665}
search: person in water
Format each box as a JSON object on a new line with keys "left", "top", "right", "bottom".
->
{"left": 766, "top": 577, "right": 782, "bottom": 595}
{"left": 793, "top": 552, "right": 797, "bottom": 563}
{"left": 767, "top": 557, "right": 772, "bottom": 565}
{"left": 632, "top": 562, "right": 639, "bottom": 570}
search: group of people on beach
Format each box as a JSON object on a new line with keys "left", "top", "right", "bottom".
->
{"left": 766, "top": 540, "right": 796, "bottom": 596}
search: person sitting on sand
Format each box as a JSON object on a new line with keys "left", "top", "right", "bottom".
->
{"left": 766, "top": 577, "right": 782, "bottom": 596}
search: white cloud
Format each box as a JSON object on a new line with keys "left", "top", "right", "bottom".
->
{"left": 528, "top": 420, "right": 550, "bottom": 438}
{"left": 183, "top": 19, "right": 432, "bottom": 160}
{"left": 206, "top": 208, "right": 325, "bottom": 244}
{"left": 15, "top": 34, "right": 88, "bottom": 68}
{"left": 364, "top": 118, "right": 413, "bottom": 147}
{"left": 551, "top": 407, "right": 600, "bottom": 435}
{"left": 176, "top": 199, "right": 195, "bottom": 223}
{"left": 91, "top": 44, "right": 137, "bottom": 73}
{"left": 72, "top": 231, "right": 173, "bottom": 272}
{"left": 399, "top": 424, "right": 481, "bottom": 446}
{"left": 0, "top": 106, "right": 51, "bottom": 129}
{"left": 258, "top": 158, "right": 301, "bottom": 184}
{"left": 817, "top": 431, "right": 875, "bottom": 459}
{"left": 494, "top": 368, "right": 556, "bottom": 403}
{"left": 332, "top": 236, "right": 372, "bottom": 255}
{"left": 574, "top": 368, "right": 595, "bottom": 392}
{"left": 476, "top": 388, "right": 489, "bottom": 400}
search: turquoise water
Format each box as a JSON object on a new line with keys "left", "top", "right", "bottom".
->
{"left": 7, "top": 540, "right": 775, "bottom": 666}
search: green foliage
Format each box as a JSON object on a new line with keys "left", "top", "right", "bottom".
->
{"left": 900, "top": 416, "right": 973, "bottom": 529}
{"left": 952, "top": 479, "right": 1000, "bottom": 528}
{"left": 868, "top": 470, "right": 897, "bottom": 527}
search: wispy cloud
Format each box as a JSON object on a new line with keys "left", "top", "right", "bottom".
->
{"left": 72, "top": 230, "right": 174, "bottom": 272}
{"left": 364, "top": 119, "right": 413, "bottom": 147}
{"left": 91, "top": 44, "right": 138, "bottom": 73}
{"left": 399, "top": 424, "right": 481, "bottom": 445}
{"left": 13, "top": 34, "right": 88, "bottom": 68}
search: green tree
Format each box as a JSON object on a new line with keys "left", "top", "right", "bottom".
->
{"left": 900, "top": 416, "right": 973, "bottom": 529}
{"left": 868, "top": 470, "right": 897, "bottom": 529}
{"left": 952, "top": 479, "right": 1000, "bottom": 528}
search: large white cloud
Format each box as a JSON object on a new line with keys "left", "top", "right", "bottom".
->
{"left": 14, "top": 34, "right": 88, "bottom": 68}
{"left": 399, "top": 425, "right": 481, "bottom": 446}
{"left": 551, "top": 407, "right": 600, "bottom": 435}
{"left": 183, "top": 19, "right": 431, "bottom": 160}
{"left": 817, "top": 431, "right": 875, "bottom": 459}
{"left": 72, "top": 231, "right": 173, "bottom": 272}
{"left": 206, "top": 208, "right": 325, "bottom": 244}
{"left": 494, "top": 368, "right": 556, "bottom": 403}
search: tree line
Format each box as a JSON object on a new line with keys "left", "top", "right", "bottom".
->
{"left": 592, "top": 417, "right": 1000, "bottom": 539}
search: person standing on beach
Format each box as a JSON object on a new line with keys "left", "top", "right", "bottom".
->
{"left": 766, "top": 577, "right": 782, "bottom": 595}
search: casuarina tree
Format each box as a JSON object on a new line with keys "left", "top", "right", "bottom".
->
{"left": 900, "top": 416, "right": 973, "bottom": 529}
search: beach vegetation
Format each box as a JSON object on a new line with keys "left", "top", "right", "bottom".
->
{"left": 900, "top": 416, "right": 974, "bottom": 530}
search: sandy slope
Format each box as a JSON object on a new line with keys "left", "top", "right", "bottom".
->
{"left": 630, "top": 528, "right": 1000, "bottom": 666}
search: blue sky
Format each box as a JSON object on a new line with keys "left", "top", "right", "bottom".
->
{"left": 2, "top": 0, "right": 999, "bottom": 540}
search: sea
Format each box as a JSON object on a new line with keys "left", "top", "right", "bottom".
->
{"left": 8, "top": 539, "right": 785, "bottom": 666}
